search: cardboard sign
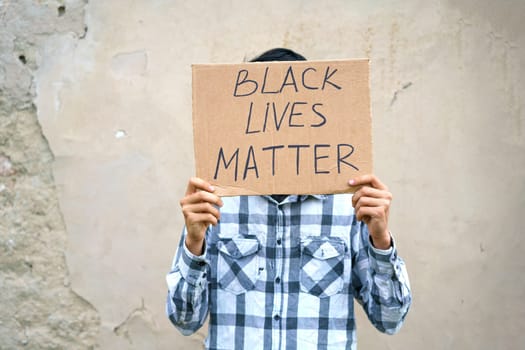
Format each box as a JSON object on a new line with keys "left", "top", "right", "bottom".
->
{"left": 192, "top": 59, "right": 372, "bottom": 196}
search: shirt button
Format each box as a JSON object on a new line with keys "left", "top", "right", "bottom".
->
{"left": 273, "top": 314, "right": 280, "bottom": 321}
{"left": 275, "top": 277, "right": 281, "bottom": 284}
{"left": 276, "top": 239, "right": 282, "bottom": 245}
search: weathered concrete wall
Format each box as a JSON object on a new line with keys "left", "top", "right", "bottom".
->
{"left": 2, "top": 0, "right": 524, "bottom": 349}
{"left": 0, "top": 1, "right": 98, "bottom": 349}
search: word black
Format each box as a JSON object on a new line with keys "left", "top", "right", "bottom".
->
{"left": 233, "top": 66, "right": 342, "bottom": 97}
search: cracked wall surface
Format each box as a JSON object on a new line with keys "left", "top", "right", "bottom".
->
{"left": 0, "top": 1, "right": 98, "bottom": 349}
{"left": 2, "top": 0, "right": 525, "bottom": 349}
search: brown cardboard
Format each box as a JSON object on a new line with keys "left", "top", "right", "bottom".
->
{"left": 192, "top": 59, "right": 372, "bottom": 196}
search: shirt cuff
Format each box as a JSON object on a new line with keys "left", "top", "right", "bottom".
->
{"left": 177, "top": 238, "right": 208, "bottom": 286}
{"left": 368, "top": 233, "right": 397, "bottom": 276}
{"left": 369, "top": 237, "right": 393, "bottom": 255}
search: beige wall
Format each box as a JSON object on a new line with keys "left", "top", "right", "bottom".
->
{"left": 7, "top": 0, "right": 524, "bottom": 348}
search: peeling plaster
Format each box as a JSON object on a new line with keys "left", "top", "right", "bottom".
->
{"left": 0, "top": 1, "right": 100, "bottom": 349}
{"left": 113, "top": 298, "right": 156, "bottom": 341}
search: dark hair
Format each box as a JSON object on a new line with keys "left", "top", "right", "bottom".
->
{"left": 250, "top": 48, "right": 306, "bottom": 62}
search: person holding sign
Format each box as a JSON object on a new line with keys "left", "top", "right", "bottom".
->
{"left": 166, "top": 48, "right": 411, "bottom": 349}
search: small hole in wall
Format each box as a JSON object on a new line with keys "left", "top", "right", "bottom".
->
{"left": 18, "top": 55, "right": 27, "bottom": 64}
{"left": 58, "top": 5, "right": 66, "bottom": 17}
{"left": 80, "top": 25, "right": 88, "bottom": 39}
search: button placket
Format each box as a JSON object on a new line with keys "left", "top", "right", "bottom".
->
{"left": 272, "top": 206, "right": 284, "bottom": 333}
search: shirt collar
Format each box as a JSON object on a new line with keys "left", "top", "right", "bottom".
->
{"left": 263, "top": 194, "right": 327, "bottom": 204}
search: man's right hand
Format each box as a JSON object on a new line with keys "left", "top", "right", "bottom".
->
{"left": 179, "top": 177, "right": 223, "bottom": 255}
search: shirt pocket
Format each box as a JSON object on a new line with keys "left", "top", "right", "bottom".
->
{"left": 299, "top": 236, "right": 346, "bottom": 298}
{"left": 217, "top": 238, "right": 260, "bottom": 295}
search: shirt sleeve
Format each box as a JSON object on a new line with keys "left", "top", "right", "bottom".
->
{"left": 351, "top": 221, "right": 412, "bottom": 334}
{"left": 165, "top": 227, "right": 210, "bottom": 335}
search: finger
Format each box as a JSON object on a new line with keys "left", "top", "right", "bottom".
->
{"left": 186, "top": 177, "right": 215, "bottom": 196}
{"left": 185, "top": 212, "right": 219, "bottom": 227}
{"left": 349, "top": 174, "right": 388, "bottom": 191}
{"left": 352, "top": 186, "right": 392, "bottom": 207}
{"left": 182, "top": 202, "right": 221, "bottom": 221}
{"left": 355, "top": 206, "right": 385, "bottom": 222}
{"left": 354, "top": 198, "right": 389, "bottom": 215}
{"left": 181, "top": 189, "right": 223, "bottom": 207}
{"left": 354, "top": 197, "right": 391, "bottom": 213}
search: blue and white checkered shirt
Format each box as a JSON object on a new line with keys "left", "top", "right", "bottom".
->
{"left": 166, "top": 194, "right": 411, "bottom": 349}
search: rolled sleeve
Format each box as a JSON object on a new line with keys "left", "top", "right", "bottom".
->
{"left": 356, "top": 231, "right": 412, "bottom": 334}
{"left": 166, "top": 229, "right": 211, "bottom": 335}
{"left": 177, "top": 240, "right": 208, "bottom": 287}
{"left": 368, "top": 234, "right": 396, "bottom": 276}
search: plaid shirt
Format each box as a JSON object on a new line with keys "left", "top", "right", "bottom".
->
{"left": 166, "top": 194, "right": 411, "bottom": 349}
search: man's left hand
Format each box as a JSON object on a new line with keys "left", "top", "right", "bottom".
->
{"left": 349, "top": 174, "right": 392, "bottom": 250}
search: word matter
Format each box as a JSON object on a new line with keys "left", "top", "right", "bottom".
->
{"left": 213, "top": 143, "right": 358, "bottom": 182}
